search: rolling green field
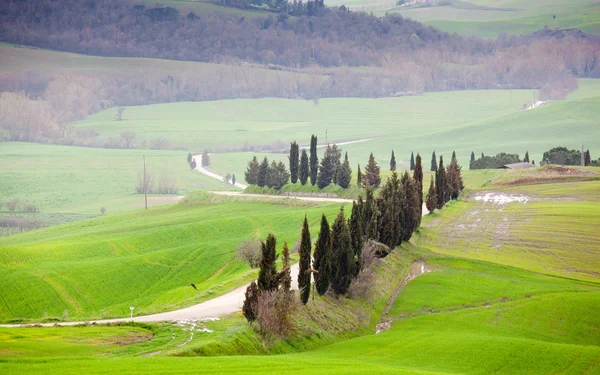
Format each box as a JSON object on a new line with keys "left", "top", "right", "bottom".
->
{"left": 1, "top": 171, "right": 599, "bottom": 374}
{"left": 0, "top": 142, "right": 236, "bottom": 222}
{"left": 382, "top": 0, "right": 600, "bottom": 38}
{"left": 0, "top": 196, "right": 341, "bottom": 322}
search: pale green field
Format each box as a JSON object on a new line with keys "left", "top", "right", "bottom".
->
{"left": 379, "top": 0, "right": 600, "bottom": 38}
{"left": 0, "top": 142, "right": 235, "bottom": 220}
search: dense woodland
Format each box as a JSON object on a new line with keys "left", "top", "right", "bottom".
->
{"left": 1, "top": 0, "right": 599, "bottom": 145}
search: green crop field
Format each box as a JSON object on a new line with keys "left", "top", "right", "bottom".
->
{"left": 378, "top": 0, "right": 600, "bottom": 38}
{"left": 1, "top": 171, "right": 599, "bottom": 374}
{"left": 0, "top": 195, "right": 341, "bottom": 322}
{"left": 0, "top": 143, "right": 236, "bottom": 224}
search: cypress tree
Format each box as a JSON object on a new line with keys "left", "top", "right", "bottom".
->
{"left": 202, "top": 150, "right": 210, "bottom": 167}
{"left": 363, "top": 189, "right": 375, "bottom": 236}
{"left": 357, "top": 164, "right": 362, "bottom": 187}
{"left": 309, "top": 135, "right": 318, "bottom": 186}
{"left": 258, "top": 233, "right": 278, "bottom": 291}
{"left": 299, "top": 149, "right": 309, "bottom": 185}
{"left": 298, "top": 216, "right": 312, "bottom": 304}
{"left": 378, "top": 172, "right": 401, "bottom": 249}
{"left": 410, "top": 151, "right": 415, "bottom": 171}
{"left": 431, "top": 151, "right": 437, "bottom": 171}
{"left": 435, "top": 156, "right": 446, "bottom": 209}
{"left": 585, "top": 150, "right": 591, "bottom": 166}
{"left": 232, "top": 174, "right": 236, "bottom": 186}
{"left": 187, "top": 152, "right": 192, "bottom": 164}
{"left": 242, "top": 281, "right": 258, "bottom": 323}
{"left": 401, "top": 171, "right": 419, "bottom": 242}
{"left": 289, "top": 141, "right": 299, "bottom": 184}
{"left": 481, "top": 152, "right": 485, "bottom": 159}
{"left": 257, "top": 157, "right": 269, "bottom": 187}
{"left": 313, "top": 214, "right": 331, "bottom": 296}
{"left": 245, "top": 156, "right": 260, "bottom": 185}
{"left": 318, "top": 146, "right": 336, "bottom": 189}
{"left": 390, "top": 150, "right": 396, "bottom": 171}
{"left": 281, "top": 242, "right": 292, "bottom": 293}
{"left": 426, "top": 177, "right": 437, "bottom": 214}
{"left": 337, "top": 152, "right": 352, "bottom": 188}
{"left": 349, "top": 201, "right": 364, "bottom": 277}
{"left": 524, "top": 151, "right": 530, "bottom": 163}
{"left": 363, "top": 153, "right": 381, "bottom": 188}
{"left": 447, "top": 157, "right": 464, "bottom": 199}
{"left": 413, "top": 153, "right": 423, "bottom": 223}
{"left": 451, "top": 150, "right": 456, "bottom": 162}
{"left": 471, "top": 151, "right": 475, "bottom": 163}
{"left": 330, "top": 207, "right": 353, "bottom": 295}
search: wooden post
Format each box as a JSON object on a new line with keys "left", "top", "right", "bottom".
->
{"left": 143, "top": 155, "right": 148, "bottom": 209}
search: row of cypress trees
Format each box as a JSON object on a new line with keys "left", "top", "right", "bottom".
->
{"left": 426, "top": 154, "right": 464, "bottom": 214}
{"left": 245, "top": 156, "right": 290, "bottom": 189}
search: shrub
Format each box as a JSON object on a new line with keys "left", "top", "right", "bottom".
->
{"left": 256, "top": 289, "right": 295, "bottom": 338}
{"left": 236, "top": 238, "right": 262, "bottom": 268}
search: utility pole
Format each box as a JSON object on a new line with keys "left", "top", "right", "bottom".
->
{"left": 143, "top": 155, "right": 148, "bottom": 209}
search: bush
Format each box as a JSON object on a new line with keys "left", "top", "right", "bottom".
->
{"left": 256, "top": 289, "right": 295, "bottom": 338}
{"left": 236, "top": 238, "right": 262, "bottom": 268}
{"left": 470, "top": 153, "right": 520, "bottom": 169}
{"left": 157, "top": 174, "right": 178, "bottom": 194}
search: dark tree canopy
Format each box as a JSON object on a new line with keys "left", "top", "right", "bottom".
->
{"left": 337, "top": 152, "right": 352, "bottom": 188}
{"left": 289, "top": 141, "right": 299, "bottom": 184}
{"left": 357, "top": 164, "right": 362, "bottom": 188}
{"left": 258, "top": 233, "right": 278, "bottom": 291}
{"left": 298, "top": 216, "right": 312, "bottom": 304}
{"left": 349, "top": 200, "right": 364, "bottom": 277}
{"left": 313, "top": 214, "right": 331, "bottom": 296}
{"left": 299, "top": 149, "right": 309, "bottom": 185}
{"left": 410, "top": 152, "right": 415, "bottom": 171}
{"left": 390, "top": 150, "right": 396, "bottom": 171}
{"left": 363, "top": 153, "right": 381, "bottom": 188}
{"left": 426, "top": 177, "right": 437, "bottom": 215}
{"left": 310, "top": 135, "right": 318, "bottom": 186}
{"left": 330, "top": 207, "right": 353, "bottom": 295}
{"left": 431, "top": 151, "right": 437, "bottom": 171}
{"left": 245, "top": 156, "right": 260, "bottom": 185}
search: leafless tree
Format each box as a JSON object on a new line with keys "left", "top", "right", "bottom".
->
{"left": 115, "top": 106, "right": 125, "bottom": 121}
{"left": 120, "top": 131, "right": 136, "bottom": 149}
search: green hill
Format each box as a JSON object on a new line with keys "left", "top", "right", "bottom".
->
{"left": 0, "top": 195, "right": 340, "bottom": 322}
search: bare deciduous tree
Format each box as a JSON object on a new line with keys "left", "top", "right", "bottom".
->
{"left": 120, "top": 131, "right": 136, "bottom": 149}
{"left": 115, "top": 106, "right": 125, "bottom": 121}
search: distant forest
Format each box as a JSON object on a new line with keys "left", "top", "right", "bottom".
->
{"left": 1, "top": 0, "right": 599, "bottom": 145}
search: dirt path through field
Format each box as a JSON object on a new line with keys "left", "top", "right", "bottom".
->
{"left": 376, "top": 261, "right": 428, "bottom": 334}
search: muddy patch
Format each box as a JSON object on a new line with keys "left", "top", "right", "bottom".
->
{"left": 474, "top": 192, "right": 529, "bottom": 205}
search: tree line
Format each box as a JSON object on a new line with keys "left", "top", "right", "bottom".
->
{"left": 425, "top": 153, "right": 464, "bottom": 214}
{"left": 242, "top": 151, "right": 459, "bottom": 335}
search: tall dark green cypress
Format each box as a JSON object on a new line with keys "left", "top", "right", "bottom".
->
{"left": 330, "top": 207, "right": 353, "bottom": 295}
{"left": 289, "top": 141, "right": 299, "bottom": 184}
{"left": 363, "top": 189, "right": 375, "bottom": 237}
{"left": 413, "top": 153, "right": 423, "bottom": 226}
{"left": 281, "top": 242, "right": 292, "bottom": 292}
{"left": 410, "top": 151, "right": 415, "bottom": 171}
{"left": 337, "top": 152, "right": 352, "bottom": 188}
{"left": 435, "top": 156, "right": 446, "bottom": 209}
{"left": 245, "top": 156, "right": 260, "bottom": 185}
{"left": 349, "top": 201, "right": 363, "bottom": 277}
{"left": 451, "top": 150, "right": 456, "bottom": 162}
{"left": 357, "top": 164, "right": 362, "bottom": 187}
{"left": 426, "top": 177, "right": 437, "bottom": 214}
{"left": 524, "top": 151, "right": 530, "bottom": 163}
{"left": 470, "top": 151, "right": 475, "bottom": 169}
{"left": 309, "top": 135, "right": 318, "bottom": 186}
{"left": 299, "top": 149, "right": 309, "bottom": 185}
{"left": 257, "top": 157, "right": 269, "bottom": 187}
{"left": 378, "top": 172, "right": 401, "bottom": 248}
{"left": 298, "top": 216, "right": 312, "bottom": 304}
{"left": 431, "top": 151, "right": 437, "bottom": 171}
{"left": 401, "top": 171, "right": 419, "bottom": 242}
{"left": 258, "top": 233, "right": 278, "bottom": 291}
{"left": 313, "top": 214, "right": 331, "bottom": 296}
{"left": 390, "top": 150, "right": 396, "bottom": 171}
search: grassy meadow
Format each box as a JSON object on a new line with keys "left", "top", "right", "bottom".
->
{"left": 79, "top": 78, "right": 600, "bottom": 185}
{"left": 0, "top": 143, "right": 237, "bottom": 222}
{"left": 0, "top": 195, "right": 341, "bottom": 322}
{"left": 383, "top": 0, "right": 600, "bottom": 38}
{"left": 1, "top": 169, "right": 599, "bottom": 373}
